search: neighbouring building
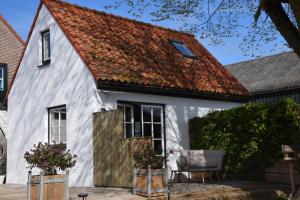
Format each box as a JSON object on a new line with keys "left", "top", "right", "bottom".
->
{"left": 227, "top": 52, "right": 300, "bottom": 104}
{"left": 7, "top": 0, "right": 249, "bottom": 187}
{"left": 0, "top": 15, "right": 24, "bottom": 177}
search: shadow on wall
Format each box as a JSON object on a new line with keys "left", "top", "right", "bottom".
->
{"left": 165, "top": 101, "right": 232, "bottom": 151}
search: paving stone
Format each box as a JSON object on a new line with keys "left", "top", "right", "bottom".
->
{"left": 0, "top": 180, "right": 289, "bottom": 200}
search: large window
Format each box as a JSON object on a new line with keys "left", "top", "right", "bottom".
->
{"left": 118, "top": 102, "right": 164, "bottom": 154}
{"left": 41, "top": 29, "right": 51, "bottom": 64}
{"left": 49, "top": 106, "right": 66, "bottom": 144}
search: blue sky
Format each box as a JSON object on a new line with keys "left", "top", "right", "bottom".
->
{"left": 0, "top": 0, "right": 290, "bottom": 65}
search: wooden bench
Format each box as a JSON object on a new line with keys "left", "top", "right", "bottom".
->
{"left": 169, "top": 150, "right": 225, "bottom": 183}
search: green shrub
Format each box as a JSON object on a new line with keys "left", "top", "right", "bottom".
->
{"left": 189, "top": 98, "right": 300, "bottom": 180}
{"left": 24, "top": 142, "right": 77, "bottom": 175}
{"left": 133, "top": 141, "right": 168, "bottom": 169}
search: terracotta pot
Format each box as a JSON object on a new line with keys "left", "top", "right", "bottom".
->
{"left": 29, "top": 174, "right": 67, "bottom": 200}
{"left": 134, "top": 168, "right": 166, "bottom": 197}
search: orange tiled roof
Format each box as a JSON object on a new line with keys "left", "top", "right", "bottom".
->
{"left": 8, "top": 0, "right": 249, "bottom": 100}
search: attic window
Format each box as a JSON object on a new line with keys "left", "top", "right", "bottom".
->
{"left": 171, "top": 40, "right": 195, "bottom": 58}
{"left": 41, "top": 29, "right": 51, "bottom": 64}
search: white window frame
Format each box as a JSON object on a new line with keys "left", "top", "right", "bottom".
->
{"left": 141, "top": 105, "right": 164, "bottom": 154}
{"left": 0, "top": 68, "right": 4, "bottom": 91}
{"left": 49, "top": 106, "right": 66, "bottom": 144}
{"left": 118, "top": 104, "right": 134, "bottom": 139}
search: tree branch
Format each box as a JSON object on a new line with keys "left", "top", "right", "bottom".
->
{"left": 290, "top": 0, "right": 300, "bottom": 34}
{"left": 263, "top": 2, "right": 300, "bottom": 57}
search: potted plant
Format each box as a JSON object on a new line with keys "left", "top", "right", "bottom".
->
{"left": 132, "top": 145, "right": 168, "bottom": 198}
{"left": 24, "top": 142, "right": 76, "bottom": 200}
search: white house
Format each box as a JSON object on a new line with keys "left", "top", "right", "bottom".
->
{"left": 7, "top": 0, "right": 249, "bottom": 187}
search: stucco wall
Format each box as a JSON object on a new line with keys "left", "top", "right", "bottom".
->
{"left": 7, "top": 5, "right": 101, "bottom": 187}
{"left": 0, "top": 111, "right": 7, "bottom": 137}
{"left": 0, "top": 110, "right": 7, "bottom": 175}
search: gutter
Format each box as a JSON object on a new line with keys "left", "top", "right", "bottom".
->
{"left": 97, "top": 81, "right": 250, "bottom": 103}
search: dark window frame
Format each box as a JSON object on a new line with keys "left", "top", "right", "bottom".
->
{"left": 169, "top": 39, "right": 197, "bottom": 59}
{"left": 41, "top": 29, "right": 51, "bottom": 65}
{"left": 47, "top": 104, "right": 67, "bottom": 144}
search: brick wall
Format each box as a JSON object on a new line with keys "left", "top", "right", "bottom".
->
{"left": 0, "top": 17, "right": 24, "bottom": 87}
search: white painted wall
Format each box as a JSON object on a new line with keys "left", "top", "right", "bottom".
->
{"left": 7, "top": 5, "right": 101, "bottom": 187}
{"left": 98, "top": 91, "right": 240, "bottom": 173}
{"left": 0, "top": 110, "right": 7, "bottom": 137}
{"left": 7, "top": 3, "right": 242, "bottom": 188}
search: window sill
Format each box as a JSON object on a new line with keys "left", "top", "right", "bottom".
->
{"left": 38, "top": 59, "right": 51, "bottom": 67}
{"left": 49, "top": 143, "right": 67, "bottom": 150}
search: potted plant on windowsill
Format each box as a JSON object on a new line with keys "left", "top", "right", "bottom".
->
{"left": 24, "top": 142, "right": 76, "bottom": 200}
{"left": 132, "top": 145, "right": 168, "bottom": 198}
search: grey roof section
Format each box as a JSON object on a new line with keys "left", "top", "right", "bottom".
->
{"left": 226, "top": 52, "right": 300, "bottom": 94}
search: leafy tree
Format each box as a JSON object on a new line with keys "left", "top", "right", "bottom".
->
{"left": 106, "top": 0, "right": 300, "bottom": 57}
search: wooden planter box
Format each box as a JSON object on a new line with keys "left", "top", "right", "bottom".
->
{"left": 27, "top": 171, "right": 69, "bottom": 200}
{"left": 133, "top": 167, "right": 168, "bottom": 198}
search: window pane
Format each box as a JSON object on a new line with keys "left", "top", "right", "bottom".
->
{"left": 61, "top": 112, "right": 66, "bottom": 120}
{"left": 60, "top": 113, "right": 67, "bottom": 143}
{"left": 0, "top": 68, "right": 3, "bottom": 78}
{"left": 0, "top": 80, "right": 3, "bottom": 91}
{"left": 134, "top": 122, "right": 142, "bottom": 137}
{"left": 43, "top": 31, "right": 50, "bottom": 60}
{"left": 154, "top": 140, "right": 162, "bottom": 155}
{"left": 125, "top": 124, "right": 132, "bottom": 138}
{"left": 49, "top": 106, "right": 66, "bottom": 144}
{"left": 60, "top": 125, "right": 66, "bottom": 143}
{"left": 50, "top": 111, "right": 59, "bottom": 126}
{"left": 125, "top": 107, "right": 132, "bottom": 122}
{"left": 50, "top": 126, "right": 59, "bottom": 143}
{"left": 153, "top": 107, "right": 161, "bottom": 122}
{"left": 143, "top": 107, "right": 151, "bottom": 122}
{"left": 153, "top": 124, "right": 162, "bottom": 138}
{"left": 172, "top": 41, "right": 195, "bottom": 57}
{"left": 143, "top": 123, "right": 152, "bottom": 137}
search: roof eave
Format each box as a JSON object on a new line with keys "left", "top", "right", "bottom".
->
{"left": 97, "top": 80, "right": 250, "bottom": 103}
{"left": 252, "top": 86, "right": 300, "bottom": 96}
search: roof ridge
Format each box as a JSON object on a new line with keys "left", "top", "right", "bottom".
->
{"left": 45, "top": 0, "right": 194, "bottom": 36}
{"left": 0, "top": 15, "right": 25, "bottom": 45}
{"left": 226, "top": 51, "right": 294, "bottom": 67}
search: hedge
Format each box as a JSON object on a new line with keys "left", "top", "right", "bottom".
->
{"left": 189, "top": 98, "right": 300, "bottom": 180}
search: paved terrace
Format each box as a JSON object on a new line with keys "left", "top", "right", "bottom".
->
{"left": 0, "top": 181, "right": 289, "bottom": 200}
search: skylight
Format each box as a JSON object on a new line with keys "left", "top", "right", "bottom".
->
{"left": 171, "top": 40, "right": 195, "bottom": 58}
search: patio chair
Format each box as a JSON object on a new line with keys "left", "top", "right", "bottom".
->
{"left": 170, "top": 150, "right": 225, "bottom": 183}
